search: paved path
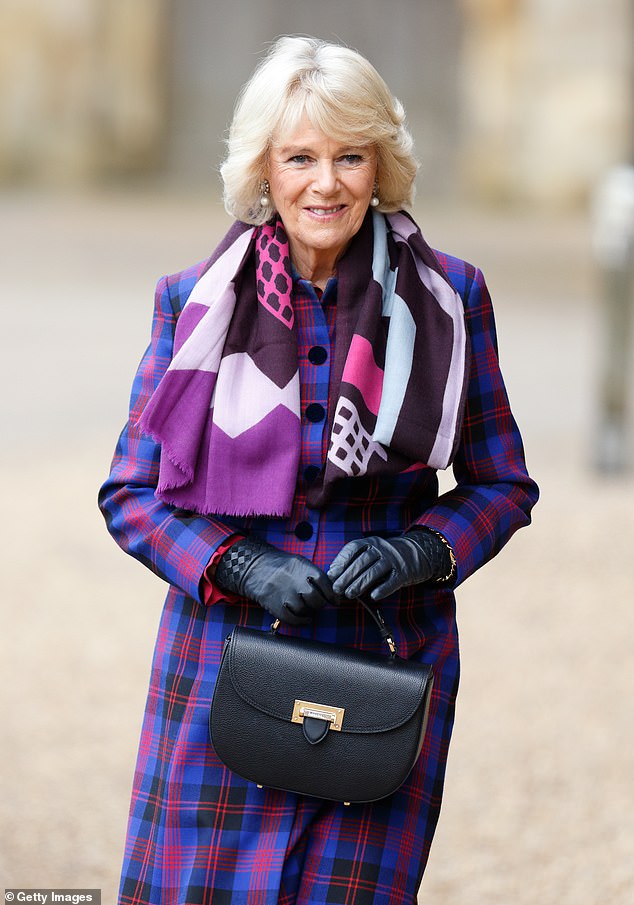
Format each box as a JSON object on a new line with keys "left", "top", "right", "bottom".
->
{"left": 1, "top": 190, "right": 632, "bottom": 904}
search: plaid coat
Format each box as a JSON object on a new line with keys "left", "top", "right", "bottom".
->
{"left": 99, "top": 242, "right": 538, "bottom": 905}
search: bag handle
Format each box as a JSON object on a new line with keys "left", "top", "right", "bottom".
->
{"left": 271, "top": 596, "right": 398, "bottom": 658}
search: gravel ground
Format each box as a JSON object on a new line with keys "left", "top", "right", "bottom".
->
{"left": 1, "top": 190, "right": 633, "bottom": 904}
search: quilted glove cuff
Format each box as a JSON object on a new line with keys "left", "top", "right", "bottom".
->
{"left": 406, "top": 528, "right": 456, "bottom": 584}
{"left": 214, "top": 536, "right": 273, "bottom": 596}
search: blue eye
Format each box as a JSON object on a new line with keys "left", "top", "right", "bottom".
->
{"left": 290, "top": 155, "right": 309, "bottom": 164}
{"left": 341, "top": 154, "right": 363, "bottom": 164}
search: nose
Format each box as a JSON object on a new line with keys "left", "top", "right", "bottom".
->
{"left": 313, "top": 160, "right": 338, "bottom": 195}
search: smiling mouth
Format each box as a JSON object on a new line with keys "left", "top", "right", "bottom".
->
{"left": 306, "top": 205, "right": 346, "bottom": 216}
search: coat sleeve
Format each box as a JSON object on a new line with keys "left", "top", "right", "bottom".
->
{"left": 98, "top": 272, "right": 237, "bottom": 603}
{"left": 411, "top": 265, "right": 539, "bottom": 587}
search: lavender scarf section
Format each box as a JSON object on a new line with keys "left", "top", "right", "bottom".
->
{"left": 138, "top": 211, "right": 470, "bottom": 517}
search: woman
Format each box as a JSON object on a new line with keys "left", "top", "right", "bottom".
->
{"left": 99, "top": 36, "right": 538, "bottom": 905}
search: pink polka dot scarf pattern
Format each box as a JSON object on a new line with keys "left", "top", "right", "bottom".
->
{"left": 256, "top": 221, "right": 294, "bottom": 328}
{"left": 138, "top": 212, "right": 469, "bottom": 517}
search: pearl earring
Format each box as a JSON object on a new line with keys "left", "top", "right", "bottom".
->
{"left": 259, "top": 179, "right": 270, "bottom": 207}
{"left": 370, "top": 183, "right": 380, "bottom": 208}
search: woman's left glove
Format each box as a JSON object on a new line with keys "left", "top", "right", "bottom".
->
{"left": 327, "top": 529, "right": 454, "bottom": 601}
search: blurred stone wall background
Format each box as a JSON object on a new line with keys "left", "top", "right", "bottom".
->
{"left": 1, "top": 0, "right": 631, "bottom": 204}
{"left": 0, "top": 0, "right": 166, "bottom": 183}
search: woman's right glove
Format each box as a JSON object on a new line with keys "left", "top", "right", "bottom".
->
{"left": 214, "top": 536, "right": 338, "bottom": 625}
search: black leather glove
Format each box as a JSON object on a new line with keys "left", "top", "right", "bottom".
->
{"left": 214, "top": 536, "right": 337, "bottom": 625}
{"left": 327, "top": 529, "right": 453, "bottom": 601}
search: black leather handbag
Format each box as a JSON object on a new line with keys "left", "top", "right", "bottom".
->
{"left": 209, "top": 599, "right": 434, "bottom": 804}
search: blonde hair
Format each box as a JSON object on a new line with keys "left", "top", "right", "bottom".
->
{"left": 221, "top": 36, "right": 418, "bottom": 225}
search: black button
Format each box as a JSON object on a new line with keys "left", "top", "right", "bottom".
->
{"left": 294, "top": 521, "right": 314, "bottom": 540}
{"left": 305, "top": 403, "right": 325, "bottom": 423}
{"left": 308, "top": 346, "right": 328, "bottom": 365}
{"left": 304, "top": 465, "right": 320, "bottom": 483}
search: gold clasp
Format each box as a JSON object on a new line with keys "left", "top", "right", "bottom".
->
{"left": 291, "top": 699, "right": 345, "bottom": 732}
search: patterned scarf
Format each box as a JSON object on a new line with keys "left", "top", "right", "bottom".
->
{"left": 138, "top": 210, "right": 470, "bottom": 517}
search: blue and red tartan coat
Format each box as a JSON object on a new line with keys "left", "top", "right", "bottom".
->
{"left": 99, "top": 239, "right": 538, "bottom": 905}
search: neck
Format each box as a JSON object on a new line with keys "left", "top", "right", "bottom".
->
{"left": 290, "top": 246, "right": 340, "bottom": 290}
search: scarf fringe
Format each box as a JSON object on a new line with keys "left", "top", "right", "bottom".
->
{"left": 163, "top": 499, "right": 292, "bottom": 519}
{"left": 137, "top": 422, "right": 195, "bottom": 486}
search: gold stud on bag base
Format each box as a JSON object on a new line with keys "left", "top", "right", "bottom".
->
{"left": 210, "top": 599, "right": 434, "bottom": 804}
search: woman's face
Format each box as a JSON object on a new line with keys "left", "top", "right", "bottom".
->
{"left": 267, "top": 114, "right": 377, "bottom": 280}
